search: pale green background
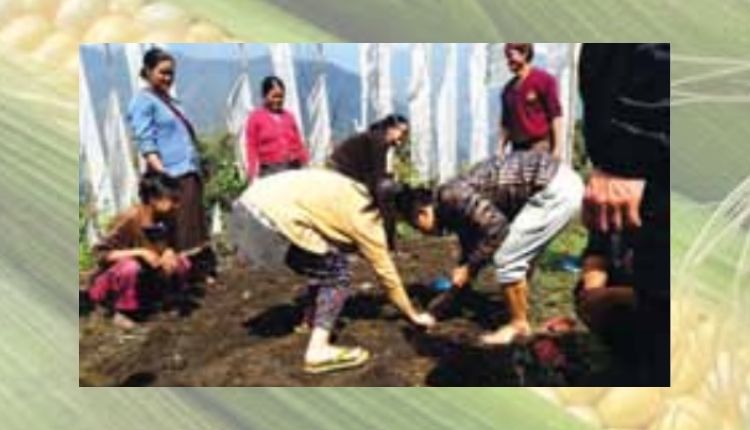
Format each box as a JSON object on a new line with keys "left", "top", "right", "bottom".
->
{"left": 2, "top": 1, "right": 749, "bottom": 429}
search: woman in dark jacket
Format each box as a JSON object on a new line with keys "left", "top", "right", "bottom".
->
{"left": 328, "top": 114, "right": 410, "bottom": 249}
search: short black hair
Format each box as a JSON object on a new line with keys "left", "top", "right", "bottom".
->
{"left": 138, "top": 171, "right": 180, "bottom": 204}
{"left": 504, "top": 43, "right": 534, "bottom": 62}
{"left": 394, "top": 184, "right": 434, "bottom": 225}
{"left": 261, "top": 75, "right": 285, "bottom": 97}
{"left": 140, "top": 47, "right": 175, "bottom": 79}
{"left": 369, "top": 114, "right": 409, "bottom": 133}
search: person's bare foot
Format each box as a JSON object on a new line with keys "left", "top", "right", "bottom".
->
{"left": 479, "top": 321, "right": 532, "bottom": 345}
{"left": 112, "top": 312, "right": 137, "bottom": 331}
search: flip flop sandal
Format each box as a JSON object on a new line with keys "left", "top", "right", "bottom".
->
{"left": 303, "top": 347, "right": 371, "bottom": 374}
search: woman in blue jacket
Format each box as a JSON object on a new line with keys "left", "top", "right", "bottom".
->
{"left": 127, "top": 47, "right": 215, "bottom": 284}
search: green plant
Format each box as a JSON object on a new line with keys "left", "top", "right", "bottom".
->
{"left": 537, "top": 220, "right": 588, "bottom": 271}
{"left": 197, "top": 133, "right": 248, "bottom": 211}
{"left": 79, "top": 206, "right": 94, "bottom": 272}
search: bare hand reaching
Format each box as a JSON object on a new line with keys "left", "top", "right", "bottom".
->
{"left": 160, "top": 248, "right": 179, "bottom": 275}
{"left": 138, "top": 248, "right": 162, "bottom": 268}
{"left": 451, "top": 265, "right": 470, "bottom": 288}
{"left": 411, "top": 312, "right": 436, "bottom": 328}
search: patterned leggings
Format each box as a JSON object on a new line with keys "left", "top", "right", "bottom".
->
{"left": 285, "top": 245, "right": 351, "bottom": 331}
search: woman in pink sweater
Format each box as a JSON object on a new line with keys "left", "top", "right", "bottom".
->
{"left": 244, "top": 76, "right": 310, "bottom": 180}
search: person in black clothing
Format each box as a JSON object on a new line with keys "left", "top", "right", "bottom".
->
{"left": 328, "top": 114, "right": 410, "bottom": 250}
{"left": 578, "top": 43, "right": 669, "bottom": 385}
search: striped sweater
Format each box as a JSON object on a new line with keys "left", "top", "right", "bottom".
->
{"left": 435, "top": 151, "right": 560, "bottom": 272}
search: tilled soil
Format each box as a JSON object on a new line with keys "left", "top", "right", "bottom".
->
{"left": 80, "top": 237, "right": 619, "bottom": 387}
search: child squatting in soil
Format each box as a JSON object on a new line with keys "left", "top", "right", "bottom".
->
{"left": 575, "top": 230, "right": 637, "bottom": 350}
{"left": 230, "top": 168, "right": 435, "bottom": 374}
{"left": 86, "top": 171, "right": 204, "bottom": 330}
{"left": 394, "top": 150, "right": 583, "bottom": 345}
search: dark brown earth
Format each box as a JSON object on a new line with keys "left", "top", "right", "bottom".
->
{"left": 80, "top": 236, "right": 623, "bottom": 387}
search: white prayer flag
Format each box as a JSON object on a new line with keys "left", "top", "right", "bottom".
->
{"left": 226, "top": 44, "right": 254, "bottom": 179}
{"left": 359, "top": 43, "right": 377, "bottom": 128}
{"left": 124, "top": 43, "right": 146, "bottom": 98}
{"left": 437, "top": 43, "right": 458, "bottom": 182}
{"left": 103, "top": 89, "right": 139, "bottom": 213}
{"left": 269, "top": 43, "right": 305, "bottom": 136}
{"left": 408, "top": 43, "right": 434, "bottom": 182}
{"left": 375, "top": 43, "right": 393, "bottom": 120}
{"left": 359, "top": 43, "right": 393, "bottom": 128}
{"left": 80, "top": 63, "right": 116, "bottom": 224}
{"left": 306, "top": 44, "right": 332, "bottom": 165}
{"left": 469, "top": 43, "right": 490, "bottom": 165}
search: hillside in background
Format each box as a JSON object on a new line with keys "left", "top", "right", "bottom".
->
{"left": 81, "top": 45, "right": 503, "bottom": 163}
{"left": 82, "top": 48, "right": 361, "bottom": 140}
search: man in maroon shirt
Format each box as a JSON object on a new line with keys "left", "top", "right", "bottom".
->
{"left": 499, "top": 43, "right": 563, "bottom": 159}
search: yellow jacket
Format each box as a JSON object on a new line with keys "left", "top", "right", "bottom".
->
{"left": 239, "top": 168, "right": 417, "bottom": 317}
